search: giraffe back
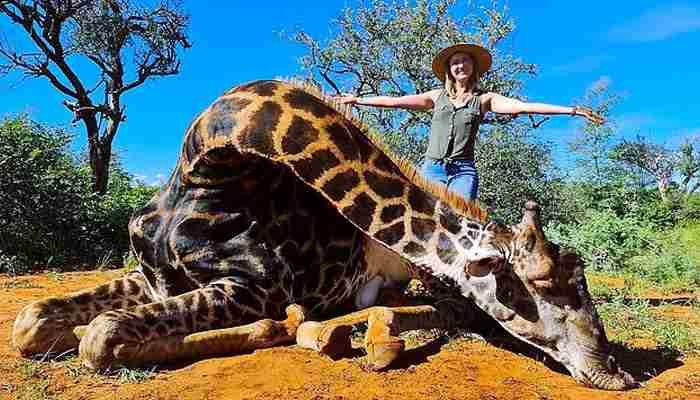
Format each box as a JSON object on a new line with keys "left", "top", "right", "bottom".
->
{"left": 128, "top": 79, "right": 488, "bottom": 317}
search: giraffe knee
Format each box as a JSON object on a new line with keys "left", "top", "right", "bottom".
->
{"left": 12, "top": 300, "right": 79, "bottom": 357}
{"left": 79, "top": 312, "right": 130, "bottom": 371}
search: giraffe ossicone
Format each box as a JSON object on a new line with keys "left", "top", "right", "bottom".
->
{"left": 12, "top": 80, "right": 635, "bottom": 390}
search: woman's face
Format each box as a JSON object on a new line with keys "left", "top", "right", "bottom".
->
{"left": 448, "top": 52, "right": 474, "bottom": 82}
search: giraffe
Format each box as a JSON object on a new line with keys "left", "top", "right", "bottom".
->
{"left": 12, "top": 80, "right": 636, "bottom": 390}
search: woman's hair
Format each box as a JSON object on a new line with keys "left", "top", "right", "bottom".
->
{"left": 444, "top": 53, "right": 481, "bottom": 99}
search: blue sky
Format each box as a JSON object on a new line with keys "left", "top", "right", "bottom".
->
{"left": 1, "top": 1, "right": 699, "bottom": 185}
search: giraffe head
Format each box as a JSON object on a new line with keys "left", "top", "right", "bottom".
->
{"left": 450, "top": 201, "right": 637, "bottom": 390}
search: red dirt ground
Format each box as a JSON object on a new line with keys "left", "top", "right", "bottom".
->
{"left": 1, "top": 270, "right": 699, "bottom": 400}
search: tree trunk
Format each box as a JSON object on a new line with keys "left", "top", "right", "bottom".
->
{"left": 657, "top": 177, "right": 669, "bottom": 202}
{"left": 83, "top": 114, "right": 111, "bottom": 195}
{"left": 92, "top": 145, "right": 111, "bottom": 195}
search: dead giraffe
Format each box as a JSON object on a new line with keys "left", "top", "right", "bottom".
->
{"left": 13, "top": 80, "right": 635, "bottom": 390}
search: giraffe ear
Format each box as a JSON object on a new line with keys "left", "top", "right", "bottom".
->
{"left": 466, "top": 256, "right": 505, "bottom": 277}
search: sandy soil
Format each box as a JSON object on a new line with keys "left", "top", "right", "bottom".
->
{"left": 1, "top": 270, "right": 699, "bottom": 400}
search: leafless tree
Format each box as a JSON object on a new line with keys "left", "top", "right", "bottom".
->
{"left": 612, "top": 136, "right": 700, "bottom": 201}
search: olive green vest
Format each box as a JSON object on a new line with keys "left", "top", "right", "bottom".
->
{"left": 424, "top": 90, "right": 482, "bottom": 161}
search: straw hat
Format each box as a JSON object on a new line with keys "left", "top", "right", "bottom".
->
{"left": 432, "top": 43, "right": 492, "bottom": 81}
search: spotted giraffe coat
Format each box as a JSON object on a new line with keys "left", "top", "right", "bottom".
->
{"left": 128, "top": 80, "right": 486, "bottom": 323}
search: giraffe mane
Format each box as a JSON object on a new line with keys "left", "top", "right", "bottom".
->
{"left": 281, "top": 77, "right": 489, "bottom": 224}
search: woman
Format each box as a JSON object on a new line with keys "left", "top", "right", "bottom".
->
{"left": 336, "top": 43, "right": 603, "bottom": 200}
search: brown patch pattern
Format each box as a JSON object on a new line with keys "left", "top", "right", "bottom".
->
{"left": 321, "top": 170, "right": 361, "bottom": 202}
{"left": 238, "top": 101, "right": 282, "bottom": 157}
{"left": 282, "top": 116, "right": 319, "bottom": 155}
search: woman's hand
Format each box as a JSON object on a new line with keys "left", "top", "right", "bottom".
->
{"left": 573, "top": 106, "right": 605, "bottom": 125}
{"left": 333, "top": 94, "right": 359, "bottom": 105}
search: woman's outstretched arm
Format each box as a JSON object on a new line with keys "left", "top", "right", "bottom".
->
{"left": 481, "top": 92, "right": 604, "bottom": 124}
{"left": 335, "top": 89, "right": 441, "bottom": 111}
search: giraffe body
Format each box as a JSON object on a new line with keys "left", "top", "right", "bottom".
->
{"left": 13, "top": 80, "right": 636, "bottom": 390}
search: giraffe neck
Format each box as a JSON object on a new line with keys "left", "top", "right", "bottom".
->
{"left": 182, "top": 80, "right": 489, "bottom": 288}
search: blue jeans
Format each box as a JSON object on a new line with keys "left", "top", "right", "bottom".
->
{"left": 420, "top": 158, "right": 479, "bottom": 200}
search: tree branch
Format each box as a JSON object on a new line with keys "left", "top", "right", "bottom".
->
{"left": 319, "top": 68, "right": 342, "bottom": 95}
{"left": 527, "top": 114, "right": 550, "bottom": 129}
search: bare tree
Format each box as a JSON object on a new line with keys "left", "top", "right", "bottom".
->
{"left": 612, "top": 137, "right": 700, "bottom": 201}
{"left": 0, "top": 0, "right": 190, "bottom": 193}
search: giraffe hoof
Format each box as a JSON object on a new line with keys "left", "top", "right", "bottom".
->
{"left": 12, "top": 301, "right": 79, "bottom": 357}
{"left": 79, "top": 314, "right": 122, "bottom": 370}
{"left": 283, "top": 304, "right": 308, "bottom": 332}
{"left": 296, "top": 322, "right": 352, "bottom": 360}
{"left": 317, "top": 324, "right": 353, "bottom": 360}
{"left": 365, "top": 337, "right": 405, "bottom": 371}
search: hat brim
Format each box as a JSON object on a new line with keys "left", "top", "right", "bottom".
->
{"left": 432, "top": 43, "right": 492, "bottom": 82}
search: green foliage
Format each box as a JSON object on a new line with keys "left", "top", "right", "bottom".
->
{"left": 629, "top": 246, "right": 699, "bottom": 288}
{"left": 681, "top": 194, "right": 700, "bottom": 221}
{"left": 677, "top": 222, "right": 700, "bottom": 264}
{"left": 122, "top": 251, "right": 141, "bottom": 272}
{"left": 0, "top": 116, "right": 91, "bottom": 267}
{"left": 0, "top": 116, "right": 157, "bottom": 274}
{"left": 476, "top": 129, "right": 564, "bottom": 224}
{"left": 568, "top": 78, "right": 621, "bottom": 182}
{"left": 596, "top": 294, "right": 700, "bottom": 353}
{"left": 372, "top": 127, "right": 428, "bottom": 165}
{"left": 0, "top": 250, "right": 27, "bottom": 275}
{"left": 554, "top": 171, "right": 690, "bottom": 229}
{"left": 549, "top": 200, "right": 700, "bottom": 288}
{"left": 609, "top": 135, "right": 700, "bottom": 201}
{"left": 0, "top": 1, "right": 191, "bottom": 193}
{"left": 291, "top": 0, "right": 536, "bottom": 139}
{"left": 632, "top": 221, "right": 700, "bottom": 291}
{"left": 547, "top": 209, "right": 655, "bottom": 272}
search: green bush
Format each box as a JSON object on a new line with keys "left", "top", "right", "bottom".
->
{"left": 77, "top": 162, "right": 158, "bottom": 264}
{"left": 546, "top": 209, "right": 656, "bottom": 272}
{"left": 559, "top": 176, "right": 684, "bottom": 227}
{"left": 548, "top": 211, "right": 699, "bottom": 288}
{"left": 639, "top": 221, "right": 700, "bottom": 290}
{"left": 677, "top": 222, "right": 700, "bottom": 264}
{"left": 629, "top": 246, "right": 699, "bottom": 287}
{"left": 476, "top": 128, "right": 565, "bottom": 224}
{"left": 0, "top": 115, "right": 158, "bottom": 274}
{"left": 681, "top": 194, "right": 700, "bottom": 221}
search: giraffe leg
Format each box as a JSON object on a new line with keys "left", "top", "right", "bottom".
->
{"left": 12, "top": 272, "right": 153, "bottom": 358}
{"left": 296, "top": 304, "right": 458, "bottom": 370}
{"left": 78, "top": 280, "right": 308, "bottom": 370}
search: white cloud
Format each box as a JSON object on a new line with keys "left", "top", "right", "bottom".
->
{"left": 608, "top": 4, "right": 700, "bottom": 42}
